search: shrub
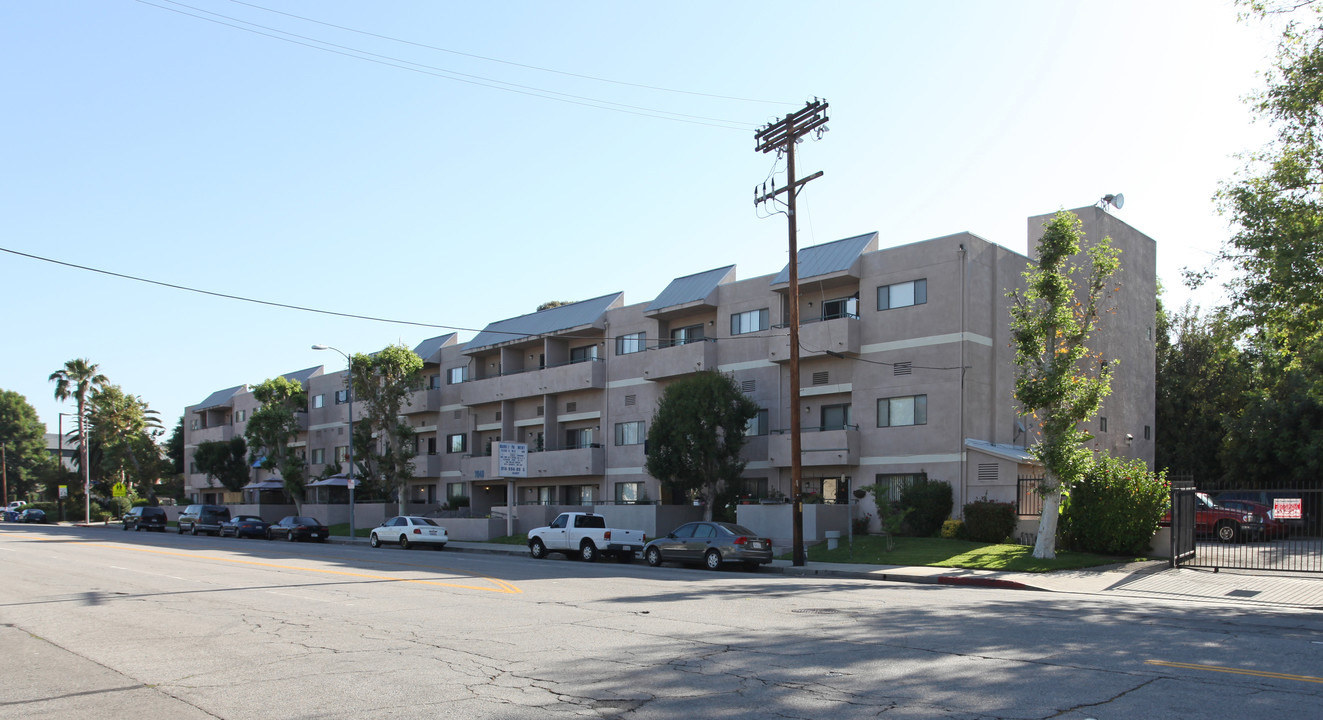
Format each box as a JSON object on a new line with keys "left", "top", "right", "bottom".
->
{"left": 852, "top": 513, "right": 872, "bottom": 536}
{"left": 104, "top": 496, "right": 132, "bottom": 519}
{"left": 1060, "top": 454, "right": 1168, "bottom": 555}
{"left": 940, "top": 519, "right": 966, "bottom": 539}
{"left": 899, "top": 478, "right": 953, "bottom": 536}
{"left": 962, "top": 499, "right": 1017, "bottom": 542}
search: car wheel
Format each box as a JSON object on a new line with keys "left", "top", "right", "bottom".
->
{"left": 529, "top": 538, "right": 547, "bottom": 559}
{"left": 704, "top": 549, "right": 723, "bottom": 571}
{"left": 370, "top": 533, "right": 380, "bottom": 548}
{"left": 645, "top": 546, "right": 663, "bottom": 567}
{"left": 400, "top": 535, "right": 411, "bottom": 550}
{"left": 580, "top": 541, "right": 598, "bottom": 563}
{"left": 287, "top": 531, "right": 297, "bottom": 542}
{"left": 122, "top": 523, "right": 129, "bottom": 531}
{"left": 190, "top": 525, "right": 198, "bottom": 536}
{"left": 1215, "top": 520, "right": 1239, "bottom": 544}
{"left": 265, "top": 530, "right": 273, "bottom": 541}
{"left": 177, "top": 525, "right": 184, "bottom": 534}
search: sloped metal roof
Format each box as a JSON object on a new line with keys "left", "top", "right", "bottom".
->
{"left": 413, "top": 333, "right": 457, "bottom": 363}
{"left": 282, "top": 366, "right": 320, "bottom": 386}
{"left": 771, "top": 232, "right": 877, "bottom": 285}
{"left": 964, "top": 438, "right": 1039, "bottom": 465}
{"left": 193, "top": 385, "right": 245, "bottom": 411}
{"left": 466, "top": 293, "right": 623, "bottom": 352}
{"left": 647, "top": 265, "right": 735, "bottom": 312}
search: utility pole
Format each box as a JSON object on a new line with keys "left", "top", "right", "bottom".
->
{"left": 754, "top": 99, "right": 828, "bottom": 567}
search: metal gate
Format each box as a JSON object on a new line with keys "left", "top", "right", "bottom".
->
{"left": 1170, "top": 478, "right": 1323, "bottom": 573}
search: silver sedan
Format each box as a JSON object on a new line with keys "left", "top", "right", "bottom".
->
{"left": 643, "top": 521, "right": 773, "bottom": 570}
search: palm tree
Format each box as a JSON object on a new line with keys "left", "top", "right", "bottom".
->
{"left": 50, "top": 358, "right": 108, "bottom": 524}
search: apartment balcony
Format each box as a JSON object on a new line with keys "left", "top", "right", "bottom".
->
{"left": 642, "top": 339, "right": 718, "bottom": 381}
{"left": 459, "top": 359, "right": 606, "bottom": 406}
{"left": 458, "top": 445, "right": 604, "bottom": 480}
{"left": 190, "top": 424, "right": 235, "bottom": 444}
{"left": 769, "top": 316, "right": 860, "bottom": 362}
{"left": 461, "top": 452, "right": 496, "bottom": 481}
{"left": 411, "top": 453, "right": 441, "bottom": 478}
{"left": 767, "top": 426, "right": 860, "bottom": 467}
{"left": 405, "top": 387, "right": 442, "bottom": 414}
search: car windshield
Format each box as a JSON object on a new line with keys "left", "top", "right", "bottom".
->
{"left": 409, "top": 517, "right": 440, "bottom": 526}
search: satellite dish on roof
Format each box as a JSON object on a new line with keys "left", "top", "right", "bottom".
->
{"left": 1102, "top": 193, "right": 1125, "bottom": 210}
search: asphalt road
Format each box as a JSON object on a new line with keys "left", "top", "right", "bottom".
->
{"left": 3, "top": 524, "right": 1321, "bottom": 719}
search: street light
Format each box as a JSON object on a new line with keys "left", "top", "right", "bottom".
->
{"left": 58, "top": 412, "right": 80, "bottom": 523}
{"left": 312, "top": 344, "right": 355, "bottom": 540}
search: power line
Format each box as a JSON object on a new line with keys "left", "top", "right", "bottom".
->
{"left": 136, "top": 0, "right": 769, "bottom": 131}
{"left": 225, "top": 0, "right": 791, "bottom": 106}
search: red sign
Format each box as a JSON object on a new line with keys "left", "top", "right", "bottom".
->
{"left": 1274, "top": 498, "right": 1302, "bottom": 520}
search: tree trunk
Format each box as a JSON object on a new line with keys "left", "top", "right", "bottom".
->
{"left": 1033, "top": 479, "right": 1061, "bottom": 560}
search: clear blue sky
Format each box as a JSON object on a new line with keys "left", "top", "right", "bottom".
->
{"left": 0, "top": 1, "right": 1282, "bottom": 436}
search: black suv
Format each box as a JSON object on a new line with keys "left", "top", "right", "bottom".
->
{"left": 177, "top": 504, "right": 230, "bottom": 536}
{"left": 123, "top": 506, "right": 168, "bottom": 532}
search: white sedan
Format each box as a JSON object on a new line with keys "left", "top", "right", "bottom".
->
{"left": 369, "top": 516, "right": 449, "bottom": 550}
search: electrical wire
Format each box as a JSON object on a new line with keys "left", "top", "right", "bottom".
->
{"left": 136, "top": 0, "right": 768, "bottom": 131}
{"left": 224, "top": 0, "right": 792, "bottom": 106}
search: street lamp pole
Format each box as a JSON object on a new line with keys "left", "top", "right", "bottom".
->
{"left": 58, "top": 412, "right": 79, "bottom": 523}
{"left": 312, "top": 345, "right": 355, "bottom": 540}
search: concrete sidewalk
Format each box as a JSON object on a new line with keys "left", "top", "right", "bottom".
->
{"left": 439, "top": 539, "right": 1323, "bottom": 610}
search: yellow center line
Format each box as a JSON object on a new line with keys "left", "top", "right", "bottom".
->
{"left": 77, "top": 542, "right": 522, "bottom": 594}
{"left": 1146, "top": 660, "right": 1323, "bottom": 684}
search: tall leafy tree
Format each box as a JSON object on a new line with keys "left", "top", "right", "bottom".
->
{"left": 349, "top": 344, "right": 424, "bottom": 505}
{"left": 193, "top": 437, "right": 250, "bottom": 493}
{"left": 0, "top": 389, "right": 54, "bottom": 502}
{"left": 645, "top": 371, "right": 758, "bottom": 521}
{"left": 1154, "top": 304, "right": 1251, "bottom": 481}
{"left": 49, "top": 357, "right": 107, "bottom": 523}
{"left": 1009, "top": 210, "right": 1120, "bottom": 559}
{"left": 245, "top": 376, "right": 308, "bottom": 509}
{"left": 86, "top": 385, "right": 163, "bottom": 498}
{"left": 164, "top": 416, "right": 186, "bottom": 476}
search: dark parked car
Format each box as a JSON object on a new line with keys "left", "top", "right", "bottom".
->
{"left": 220, "top": 515, "right": 270, "bottom": 539}
{"left": 17, "top": 508, "right": 48, "bottom": 523}
{"left": 177, "top": 504, "right": 231, "bottom": 536}
{"left": 123, "top": 506, "right": 168, "bottom": 532}
{"left": 267, "top": 516, "right": 329, "bottom": 542}
{"left": 643, "top": 521, "right": 773, "bottom": 571}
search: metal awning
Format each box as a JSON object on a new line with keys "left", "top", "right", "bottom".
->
{"left": 242, "top": 480, "right": 285, "bottom": 490}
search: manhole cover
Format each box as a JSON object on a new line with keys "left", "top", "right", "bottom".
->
{"left": 792, "top": 608, "right": 845, "bottom": 615}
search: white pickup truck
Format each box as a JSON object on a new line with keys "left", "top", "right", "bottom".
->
{"left": 527, "top": 512, "right": 647, "bottom": 563}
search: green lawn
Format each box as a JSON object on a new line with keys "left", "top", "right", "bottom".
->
{"left": 785, "top": 535, "right": 1146, "bottom": 573}
{"left": 483, "top": 534, "right": 531, "bottom": 545}
{"left": 328, "top": 523, "right": 372, "bottom": 538}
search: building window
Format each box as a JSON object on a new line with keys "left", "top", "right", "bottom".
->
{"left": 189, "top": 462, "right": 197, "bottom": 474}
{"left": 820, "top": 403, "right": 852, "bottom": 431}
{"left": 190, "top": 418, "right": 200, "bottom": 430}
{"left": 428, "top": 374, "right": 440, "bottom": 389}
{"left": 877, "top": 279, "right": 927, "bottom": 310}
{"left": 821, "top": 295, "right": 859, "bottom": 320}
{"left": 570, "top": 345, "right": 599, "bottom": 364}
{"left": 235, "top": 410, "right": 246, "bottom": 423}
{"left": 615, "top": 482, "right": 643, "bottom": 504}
{"left": 311, "top": 448, "right": 325, "bottom": 464}
{"left": 447, "top": 366, "right": 468, "bottom": 384}
{"left": 1100, "top": 417, "right": 1108, "bottom": 432}
{"left": 447, "top": 482, "right": 466, "bottom": 499}
{"left": 875, "top": 472, "right": 927, "bottom": 502}
{"left": 312, "top": 394, "right": 325, "bottom": 409}
{"left": 745, "top": 409, "right": 769, "bottom": 436}
{"left": 335, "top": 389, "right": 349, "bottom": 405}
{"left": 1144, "top": 425, "right": 1151, "bottom": 440}
{"left": 334, "top": 446, "right": 349, "bottom": 463}
{"left": 877, "top": 395, "right": 927, "bottom": 427}
{"left": 670, "top": 324, "right": 705, "bottom": 346}
{"left": 616, "top": 332, "right": 646, "bottom": 355}
{"left": 427, "top": 437, "right": 437, "bottom": 455}
{"left": 447, "top": 434, "right": 467, "bottom": 454}
{"left": 566, "top": 428, "right": 594, "bottom": 449}
{"left": 615, "top": 421, "right": 645, "bottom": 446}
{"left": 730, "top": 308, "right": 769, "bottom": 335}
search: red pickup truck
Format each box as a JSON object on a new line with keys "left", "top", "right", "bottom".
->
{"left": 1164, "top": 492, "right": 1266, "bottom": 543}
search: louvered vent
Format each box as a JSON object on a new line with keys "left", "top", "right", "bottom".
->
{"left": 536, "top": 405, "right": 544, "bottom": 416}
{"left": 977, "top": 464, "right": 999, "bottom": 483}
{"left": 566, "top": 402, "right": 577, "bottom": 412}
{"left": 453, "top": 410, "right": 462, "bottom": 419}
{"left": 495, "top": 411, "right": 501, "bottom": 421}
{"left": 894, "top": 362, "right": 912, "bottom": 376}
{"left": 741, "top": 379, "right": 756, "bottom": 393}
{"left": 812, "top": 371, "right": 829, "bottom": 386}
{"left": 625, "top": 395, "right": 636, "bottom": 407}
